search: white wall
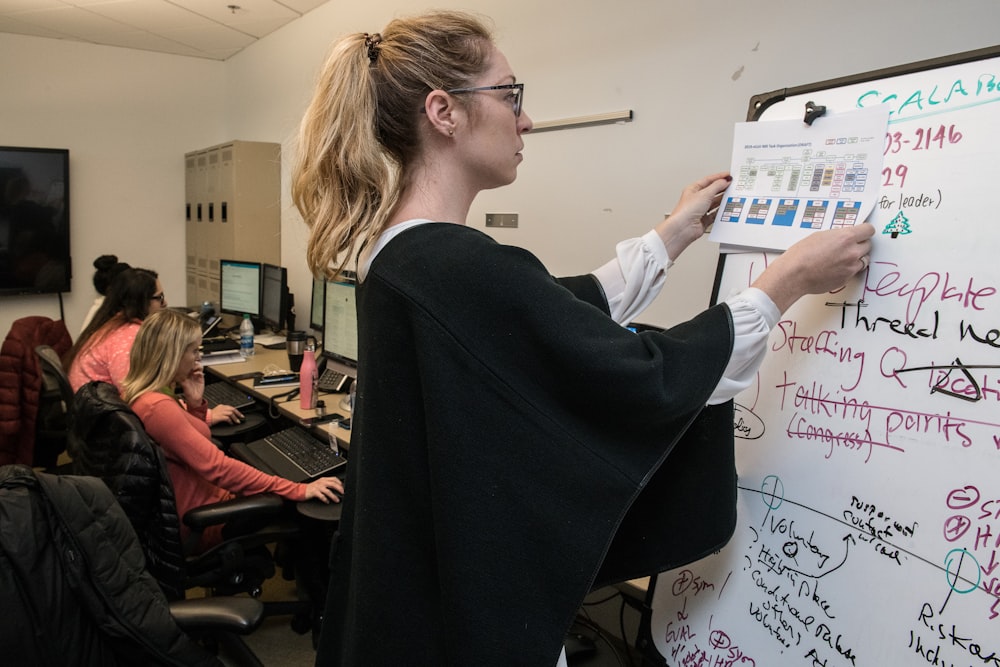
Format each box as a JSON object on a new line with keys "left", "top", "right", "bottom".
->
{"left": 1, "top": 33, "right": 226, "bottom": 336}
{"left": 3, "top": 0, "right": 999, "bottom": 339}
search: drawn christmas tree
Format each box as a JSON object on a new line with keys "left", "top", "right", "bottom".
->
{"left": 884, "top": 211, "right": 912, "bottom": 238}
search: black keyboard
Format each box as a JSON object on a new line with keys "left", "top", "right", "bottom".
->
{"left": 202, "top": 337, "right": 240, "bottom": 354}
{"left": 267, "top": 426, "right": 345, "bottom": 478}
{"left": 202, "top": 382, "right": 255, "bottom": 409}
{"left": 317, "top": 367, "right": 348, "bottom": 393}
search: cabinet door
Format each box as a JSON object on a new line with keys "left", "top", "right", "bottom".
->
{"left": 184, "top": 141, "right": 281, "bottom": 308}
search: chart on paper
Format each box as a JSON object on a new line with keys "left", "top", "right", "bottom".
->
{"left": 710, "top": 105, "right": 888, "bottom": 252}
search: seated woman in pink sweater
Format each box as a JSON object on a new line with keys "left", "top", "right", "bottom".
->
{"left": 121, "top": 309, "right": 344, "bottom": 551}
{"left": 66, "top": 267, "right": 241, "bottom": 425}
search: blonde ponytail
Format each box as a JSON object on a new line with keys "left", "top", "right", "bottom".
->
{"left": 291, "top": 11, "right": 494, "bottom": 279}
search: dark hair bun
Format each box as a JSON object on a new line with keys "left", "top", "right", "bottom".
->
{"left": 93, "top": 254, "right": 119, "bottom": 271}
{"left": 92, "top": 254, "right": 131, "bottom": 294}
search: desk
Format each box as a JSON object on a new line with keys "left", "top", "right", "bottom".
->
{"left": 203, "top": 345, "right": 353, "bottom": 452}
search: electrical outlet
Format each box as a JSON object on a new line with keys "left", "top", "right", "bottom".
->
{"left": 485, "top": 213, "right": 518, "bottom": 228}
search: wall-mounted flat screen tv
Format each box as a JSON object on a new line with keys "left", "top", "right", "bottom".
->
{"left": 0, "top": 146, "right": 71, "bottom": 296}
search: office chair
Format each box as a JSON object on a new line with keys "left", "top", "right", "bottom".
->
{"left": 0, "top": 463, "right": 265, "bottom": 666}
{"left": 68, "top": 381, "right": 303, "bottom": 606}
{"left": 34, "top": 344, "right": 75, "bottom": 471}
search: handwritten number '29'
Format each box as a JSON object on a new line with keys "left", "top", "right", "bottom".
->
{"left": 882, "top": 164, "right": 909, "bottom": 188}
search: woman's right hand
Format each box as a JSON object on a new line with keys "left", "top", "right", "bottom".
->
{"left": 752, "top": 223, "right": 875, "bottom": 314}
{"left": 657, "top": 171, "right": 732, "bottom": 260}
{"left": 303, "top": 475, "right": 344, "bottom": 503}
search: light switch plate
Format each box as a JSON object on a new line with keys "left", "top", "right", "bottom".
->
{"left": 485, "top": 213, "right": 518, "bottom": 228}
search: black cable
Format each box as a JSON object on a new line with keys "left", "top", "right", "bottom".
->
{"left": 267, "top": 387, "right": 300, "bottom": 419}
{"left": 582, "top": 589, "right": 621, "bottom": 606}
{"left": 619, "top": 595, "right": 637, "bottom": 667}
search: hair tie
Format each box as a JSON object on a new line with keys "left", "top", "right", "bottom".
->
{"left": 364, "top": 33, "right": 382, "bottom": 64}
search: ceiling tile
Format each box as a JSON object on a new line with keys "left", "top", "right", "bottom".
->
{"left": 78, "top": 1, "right": 218, "bottom": 32}
{"left": 0, "top": 0, "right": 330, "bottom": 60}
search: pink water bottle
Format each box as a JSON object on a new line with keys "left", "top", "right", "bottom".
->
{"left": 299, "top": 338, "right": 318, "bottom": 410}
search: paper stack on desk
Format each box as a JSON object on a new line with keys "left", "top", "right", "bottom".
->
{"left": 200, "top": 352, "right": 246, "bottom": 366}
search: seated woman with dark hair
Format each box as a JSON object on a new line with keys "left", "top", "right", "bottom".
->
{"left": 66, "top": 267, "right": 242, "bottom": 426}
{"left": 121, "top": 309, "right": 343, "bottom": 551}
{"left": 67, "top": 267, "right": 163, "bottom": 392}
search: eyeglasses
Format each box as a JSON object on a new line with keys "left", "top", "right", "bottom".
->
{"left": 447, "top": 83, "right": 524, "bottom": 117}
{"left": 151, "top": 293, "right": 165, "bottom": 305}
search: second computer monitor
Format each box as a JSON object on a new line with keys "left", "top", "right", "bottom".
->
{"left": 309, "top": 276, "right": 325, "bottom": 332}
{"left": 220, "top": 259, "right": 262, "bottom": 319}
{"left": 322, "top": 271, "right": 358, "bottom": 369}
{"left": 261, "top": 263, "right": 288, "bottom": 332}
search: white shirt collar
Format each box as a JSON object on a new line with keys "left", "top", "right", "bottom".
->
{"left": 357, "top": 218, "right": 436, "bottom": 282}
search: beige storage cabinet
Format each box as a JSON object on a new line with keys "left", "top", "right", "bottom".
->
{"left": 184, "top": 140, "right": 281, "bottom": 308}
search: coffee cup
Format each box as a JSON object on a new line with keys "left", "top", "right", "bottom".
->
{"left": 286, "top": 330, "right": 307, "bottom": 372}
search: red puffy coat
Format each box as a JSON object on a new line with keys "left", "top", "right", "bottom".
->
{"left": 0, "top": 316, "right": 72, "bottom": 465}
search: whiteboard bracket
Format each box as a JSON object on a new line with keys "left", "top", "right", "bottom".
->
{"left": 803, "top": 100, "right": 827, "bottom": 126}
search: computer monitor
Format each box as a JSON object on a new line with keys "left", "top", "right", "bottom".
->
{"left": 219, "top": 259, "right": 262, "bottom": 320}
{"left": 261, "top": 263, "right": 288, "bottom": 332}
{"left": 321, "top": 271, "right": 358, "bottom": 373}
{"left": 309, "top": 276, "right": 325, "bottom": 332}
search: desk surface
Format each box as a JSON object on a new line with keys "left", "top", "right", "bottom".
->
{"left": 616, "top": 577, "right": 650, "bottom": 602}
{"left": 204, "top": 345, "right": 353, "bottom": 451}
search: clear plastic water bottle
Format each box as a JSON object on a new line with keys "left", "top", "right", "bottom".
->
{"left": 239, "top": 314, "right": 255, "bottom": 358}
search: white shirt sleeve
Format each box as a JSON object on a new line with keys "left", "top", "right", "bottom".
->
{"left": 708, "top": 287, "right": 781, "bottom": 405}
{"left": 591, "top": 229, "right": 672, "bottom": 325}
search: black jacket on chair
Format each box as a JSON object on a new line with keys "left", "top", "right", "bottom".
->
{"left": 0, "top": 464, "right": 219, "bottom": 666}
{"left": 69, "top": 380, "right": 187, "bottom": 600}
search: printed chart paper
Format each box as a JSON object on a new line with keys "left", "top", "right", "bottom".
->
{"left": 709, "top": 105, "right": 890, "bottom": 252}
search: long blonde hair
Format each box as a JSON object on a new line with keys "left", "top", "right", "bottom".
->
{"left": 291, "top": 10, "right": 495, "bottom": 279}
{"left": 121, "top": 309, "right": 201, "bottom": 404}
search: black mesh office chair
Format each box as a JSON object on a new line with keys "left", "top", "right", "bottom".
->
{"left": 68, "top": 381, "right": 303, "bottom": 604}
{"left": 0, "top": 463, "right": 265, "bottom": 666}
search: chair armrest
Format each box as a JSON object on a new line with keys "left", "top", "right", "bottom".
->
{"left": 183, "top": 493, "right": 285, "bottom": 530}
{"left": 169, "top": 596, "right": 264, "bottom": 634}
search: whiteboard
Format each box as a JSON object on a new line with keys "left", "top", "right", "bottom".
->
{"left": 642, "top": 45, "right": 1000, "bottom": 666}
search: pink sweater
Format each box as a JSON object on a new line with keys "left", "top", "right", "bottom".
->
{"left": 132, "top": 391, "right": 307, "bottom": 551}
{"left": 69, "top": 321, "right": 141, "bottom": 392}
